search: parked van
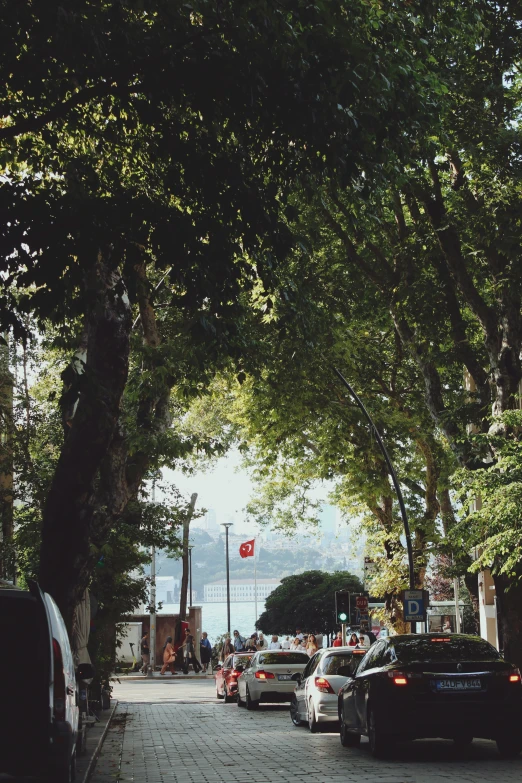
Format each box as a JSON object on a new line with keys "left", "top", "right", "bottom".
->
{"left": 0, "top": 580, "right": 91, "bottom": 782}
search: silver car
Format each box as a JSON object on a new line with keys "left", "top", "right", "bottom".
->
{"left": 290, "top": 646, "right": 366, "bottom": 732}
{"left": 237, "top": 650, "right": 309, "bottom": 710}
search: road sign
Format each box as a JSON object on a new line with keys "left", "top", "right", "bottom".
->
{"left": 402, "top": 589, "right": 427, "bottom": 622}
{"left": 355, "top": 595, "right": 369, "bottom": 611}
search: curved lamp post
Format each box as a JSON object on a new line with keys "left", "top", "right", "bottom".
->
{"left": 333, "top": 367, "right": 415, "bottom": 592}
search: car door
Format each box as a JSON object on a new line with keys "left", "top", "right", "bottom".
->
{"left": 354, "top": 642, "right": 386, "bottom": 729}
{"left": 217, "top": 655, "right": 230, "bottom": 694}
{"left": 303, "top": 653, "right": 322, "bottom": 710}
{"left": 239, "top": 653, "right": 255, "bottom": 699}
{"left": 340, "top": 653, "right": 365, "bottom": 727}
{"left": 295, "top": 653, "right": 320, "bottom": 718}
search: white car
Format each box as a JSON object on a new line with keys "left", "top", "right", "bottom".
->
{"left": 290, "top": 646, "right": 366, "bottom": 732}
{"left": 237, "top": 650, "right": 309, "bottom": 709}
{"left": 0, "top": 580, "right": 89, "bottom": 782}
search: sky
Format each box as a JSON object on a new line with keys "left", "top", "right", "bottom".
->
{"left": 161, "top": 447, "right": 334, "bottom": 536}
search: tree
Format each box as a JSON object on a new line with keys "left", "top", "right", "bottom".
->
{"left": 1, "top": 0, "right": 439, "bottom": 630}
{"left": 256, "top": 570, "right": 362, "bottom": 635}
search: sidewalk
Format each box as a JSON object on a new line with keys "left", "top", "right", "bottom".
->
{"left": 76, "top": 700, "right": 118, "bottom": 783}
{"left": 117, "top": 670, "right": 213, "bottom": 681}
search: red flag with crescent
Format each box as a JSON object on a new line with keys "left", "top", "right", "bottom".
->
{"left": 239, "top": 539, "right": 255, "bottom": 558}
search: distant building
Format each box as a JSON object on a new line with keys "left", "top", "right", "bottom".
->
{"left": 155, "top": 576, "right": 178, "bottom": 604}
{"left": 319, "top": 504, "right": 336, "bottom": 540}
{"left": 204, "top": 578, "right": 281, "bottom": 603}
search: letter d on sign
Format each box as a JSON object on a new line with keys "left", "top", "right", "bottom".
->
{"left": 407, "top": 601, "right": 420, "bottom": 615}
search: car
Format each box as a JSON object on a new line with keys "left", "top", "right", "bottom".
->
{"left": 215, "top": 652, "right": 254, "bottom": 702}
{"left": 338, "top": 632, "right": 522, "bottom": 758}
{"left": 237, "top": 650, "right": 309, "bottom": 710}
{"left": 290, "top": 646, "right": 367, "bottom": 732}
{"left": 0, "top": 580, "right": 92, "bottom": 782}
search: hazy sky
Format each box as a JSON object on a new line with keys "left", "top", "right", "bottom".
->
{"left": 162, "top": 447, "right": 334, "bottom": 535}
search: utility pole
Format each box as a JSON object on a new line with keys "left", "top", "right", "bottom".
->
{"left": 147, "top": 481, "right": 157, "bottom": 678}
{"left": 0, "top": 335, "right": 14, "bottom": 583}
{"left": 221, "top": 523, "right": 233, "bottom": 636}
{"left": 179, "top": 493, "right": 198, "bottom": 622}
{"left": 188, "top": 545, "right": 194, "bottom": 608}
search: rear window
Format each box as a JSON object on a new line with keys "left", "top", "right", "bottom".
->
{"left": 393, "top": 636, "right": 500, "bottom": 664}
{"left": 233, "top": 654, "right": 253, "bottom": 668}
{"left": 258, "top": 652, "right": 308, "bottom": 665}
{"left": 321, "top": 654, "right": 355, "bottom": 675}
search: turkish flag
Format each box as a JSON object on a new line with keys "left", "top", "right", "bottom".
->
{"left": 239, "top": 539, "right": 255, "bottom": 558}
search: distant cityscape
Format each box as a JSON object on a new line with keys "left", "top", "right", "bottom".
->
{"left": 148, "top": 504, "right": 365, "bottom": 606}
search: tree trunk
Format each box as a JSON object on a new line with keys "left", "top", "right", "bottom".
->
{"left": 0, "top": 336, "right": 14, "bottom": 581}
{"left": 493, "top": 573, "right": 522, "bottom": 670}
{"left": 179, "top": 493, "right": 197, "bottom": 621}
{"left": 39, "top": 254, "right": 131, "bottom": 631}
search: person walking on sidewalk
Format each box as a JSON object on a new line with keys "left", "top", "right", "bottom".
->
{"left": 233, "top": 630, "right": 246, "bottom": 651}
{"left": 200, "top": 632, "right": 212, "bottom": 673}
{"left": 160, "top": 636, "right": 176, "bottom": 675}
{"left": 183, "top": 628, "right": 202, "bottom": 674}
{"left": 140, "top": 631, "right": 151, "bottom": 673}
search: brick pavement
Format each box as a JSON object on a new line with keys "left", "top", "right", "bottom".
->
{"left": 90, "top": 678, "right": 522, "bottom": 783}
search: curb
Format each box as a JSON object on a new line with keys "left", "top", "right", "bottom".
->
{"left": 80, "top": 700, "right": 118, "bottom": 783}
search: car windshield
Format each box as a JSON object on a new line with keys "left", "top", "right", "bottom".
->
{"left": 258, "top": 652, "right": 308, "bottom": 665}
{"left": 393, "top": 636, "right": 500, "bottom": 663}
{"left": 321, "top": 653, "right": 355, "bottom": 675}
{"left": 233, "top": 654, "right": 253, "bottom": 668}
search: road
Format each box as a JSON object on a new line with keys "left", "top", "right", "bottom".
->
{"left": 90, "top": 675, "right": 522, "bottom": 783}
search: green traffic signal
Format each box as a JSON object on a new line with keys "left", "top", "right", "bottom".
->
{"left": 339, "top": 612, "right": 347, "bottom": 622}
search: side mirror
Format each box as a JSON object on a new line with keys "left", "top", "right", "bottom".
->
{"left": 293, "top": 673, "right": 302, "bottom": 683}
{"left": 235, "top": 665, "right": 244, "bottom": 673}
{"left": 214, "top": 664, "right": 222, "bottom": 671}
{"left": 337, "top": 665, "right": 351, "bottom": 678}
{"left": 76, "top": 663, "right": 94, "bottom": 680}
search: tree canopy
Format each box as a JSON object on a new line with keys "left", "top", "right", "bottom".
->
{"left": 256, "top": 570, "right": 363, "bottom": 635}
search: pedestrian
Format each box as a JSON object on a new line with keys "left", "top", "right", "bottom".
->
{"left": 295, "top": 627, "right": 304, "bottom": 641}
{"left": 332, "top": 631, "right": 343, "bottom": 648}
{"left": 183, "top": 628, "right": 202, "bottom": 673}
{"left": 245, "top": 634, "right": 257, "bottom": 651}
{"left": 160, "top": 636, "right": 176, "bottom": 675}
{"left": 233, "top": 629, "right": 246, "bottom": 652}
{"left": 268, "top": 634, "right": 282, "bottom": 650}
{"left": 139, "top": 630, "right": 151, "bottom": 673}
{"left": 306, "top": 634, "right": 319, "bottom": 657}
{"left": 256, "top": 633, "right": 268, "bottom": 650}
{"left": 291, "top": 638, "right": 304, "bottom": 651}
{"left": 348, "top": 632, "right": 358, "bottom": 647}
{"left": 200, "top": 632, "right": 212, "bottom": 673}
{"left": 356, "top": 633, "right": 369, "bottom": 648}
{"left": 281, "top": 636, "right": 292, "bottom": 650}
{"left": 222, "top": 635, "right": 234, "bottom": 658}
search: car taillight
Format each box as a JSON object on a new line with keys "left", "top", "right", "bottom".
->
{"left": 231, "top": 670, "right": 242, "bottom": 678}
{"left": 387, "top": 671, "right": 409, "bottom": 686}
{"left": 314, "top": 677, "right": 335, "bottom": 694}
{"left": 53, "top": 638, "right": 66, "bottom": 720}
{"left": 255, "top": 670, "right": 275, "bottom": 680}
{"left": 509, "top": 669, "right": 521, "bottom": 683}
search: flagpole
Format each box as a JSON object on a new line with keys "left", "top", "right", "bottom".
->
{"left": 254, "top": 538, "right": 258, "bottom": 628}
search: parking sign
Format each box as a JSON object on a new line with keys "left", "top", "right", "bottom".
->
{"left": 402, "top": 589, "right": 428, "bottom": 622}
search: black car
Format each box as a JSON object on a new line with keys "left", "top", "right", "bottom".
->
{"left": 338, "top": 632, "right": 522, "bottom": 757}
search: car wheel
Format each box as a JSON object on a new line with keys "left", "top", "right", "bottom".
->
{"left": 340, "top": 710, "right": 361, "bottom": 748}
{"left": 246, "top": 687, "right": 259, "bottom": 710}
{"left": 216, "top": 684, "right": 225, "bottom": 700}
{"left": 368, "top": 706, "right": 389, "bottom": 758}
{"left": 290, "top": 695, "right": 303, "bottom": 727}
{"left": 308, "top": 699, "right": 318, "bottom": 733}
{"left": 497, "top": 733, "right": 522, "bottom": 758}
{"left": 453, "top": 734, "right": 473, "bottom": 749}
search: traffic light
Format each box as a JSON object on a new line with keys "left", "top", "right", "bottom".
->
{"left": 335, "top": 591, "right": 350, "bottom": 623}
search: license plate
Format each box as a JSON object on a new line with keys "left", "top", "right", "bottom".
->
{"left": 278, "top": 674, "right": 292, "bottom": 681}
{"left": 435, "top": 678, "right": 482, "bottom": 691}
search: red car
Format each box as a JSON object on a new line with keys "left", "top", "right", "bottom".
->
{"left": 215, "top": 652, "right": 254, "bottom": 702}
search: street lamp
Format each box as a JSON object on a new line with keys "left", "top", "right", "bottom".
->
{"left": 188, "top": 545, "right": 194, "bottom": 608}
{"left": 221, "top": 523, "right": 233, "bottom": 636}
{"left": 333, "top": 367, "right": 415, "bottom": 592}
